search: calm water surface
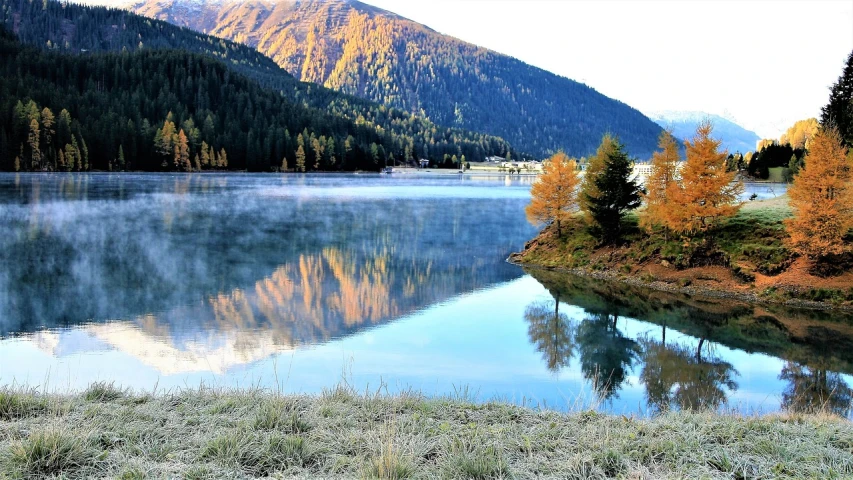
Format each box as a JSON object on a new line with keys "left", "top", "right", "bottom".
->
{"left": 1, "top": 173, "right": 848, "bottom": 417}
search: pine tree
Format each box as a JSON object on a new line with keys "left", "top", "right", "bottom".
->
{"left": 821, "top": 50, "right": 853, "bottom": 147}
{"left": 580, "top": 134, "right": 617, "bottom": 221}
{"left": 118, "top": 144, "right": 125, "bottom": 171}
{"left": 201, "top": 141, "right": 210, "bottom": 168}
{"left": 370, "top": 143, "right": 380, "bottom": 166}
{"left": 785, "top": 128, "right": 853, "bottom": 259}
{"left": 12, "top": 101, "right": 27, "bottom": 141}
{"left": 640, "top": 130, "right": 680, "bottom": 233}
{"left": 57, "top": 109, "right": 72, "bottom": 147}
{"left": 40, "top": 107, "right": 55, "bottom": 168}
{"left": 219, "top": 148, "right": 228, "bottom": 168}
{"left": 80, "top": 137, "right": 89, "bottom": 171}
{"left": 666, "top": 122, "right": 742, "bottom": 237}
{"left": 583, "top": 136, "right": 642, "bottom": 243}
{"left": 65, "top": 139, "right": 79, "bottom": 172}
{"left": 203, "top": 114, "right": 215, "bottom": 141}
{"left": 27, "top": 118, "right": 41, "bottom": 171}
{"left": 0, "top": 128, "right": 8, "bottom": 171}
{"left": 525, "top": 151, "right": 580, "bottom": 237}
{"left": 326, "top": 136, "right": 336, "bottom": 168}
{"left": 311, "top": 135, "right": 323, "bottom": 170}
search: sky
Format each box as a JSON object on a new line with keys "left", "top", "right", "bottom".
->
{"left": 360, "top": 0, "right": 853, "bottom": 139}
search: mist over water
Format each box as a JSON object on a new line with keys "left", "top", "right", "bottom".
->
{"left": 2, "top": 172, "right": 846, "bottom": 417}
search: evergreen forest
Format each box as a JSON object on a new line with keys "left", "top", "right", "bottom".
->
{"left": 0, "top": 0, "right": 515, "bottom": 171}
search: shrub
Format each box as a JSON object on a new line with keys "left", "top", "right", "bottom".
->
{"left": 253, "top": 398, "right": 311, "bottom": 433}
{"left": 83, "top": 382, "right": 124, "bottom": 402}
{"left": 443, "top": 443, "right": 509, "bottom": 480}
{"left": 8, "top": 429, "right": 99, "bottom": 477}
{"left": 203, "top": 432, "right": 312, "bottom": 476}
{"left": 0, "top": 388, "right": 47, "bottom": 420}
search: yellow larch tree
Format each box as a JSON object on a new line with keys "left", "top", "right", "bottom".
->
{"left": 666, "top": 121, "right": 743, "bottom": 236}
{"left": 175, "top": 129, "right": 191, "bottom": 171}
{"left": 780, "top": 118, "right": 819, "bottom": 150}
{"left": 640, "top": 129, "right": 681, "bottom": 233}
{"left": 526, "top": 151, "right": 580, "bottom": 237}
{"left": 757, "top": 139, "right": 775, "bottom": 152}
{"left": 785, "top": 128, "right": 853, "bottom": 259}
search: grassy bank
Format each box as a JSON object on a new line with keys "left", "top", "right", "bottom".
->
{"left": 513, "top": 196, "right": 853, "bottom": 308}
{"left": 1, "top": 383, "right": 852, "bottom": 478}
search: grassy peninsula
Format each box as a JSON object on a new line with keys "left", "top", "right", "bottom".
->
{"left": 513, "top": 196, "right": 853, "bottom": 309}
{"left": 1, "top": 383, "right": 852, "bottom": 479}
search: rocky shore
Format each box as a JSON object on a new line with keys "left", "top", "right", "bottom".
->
{"left": 508, "top": 254, "right": 852, "bottom": 311}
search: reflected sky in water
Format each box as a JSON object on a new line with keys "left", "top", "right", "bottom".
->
{"left": 2, "top": 172, "right": 845, "bottom": 417}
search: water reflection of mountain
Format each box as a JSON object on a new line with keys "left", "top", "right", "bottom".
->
{"left": 0, "top": 175, "right": 534, "bottom": 349}
{"left": 77, "top": 245, "right": 517, "bottom": 374}
{"left": 525, "top": 268, "right": 853, "bottom": 415}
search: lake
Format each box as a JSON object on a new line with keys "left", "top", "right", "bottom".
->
{"left": 3, "top": 173, "right": 850, "bottom": 417}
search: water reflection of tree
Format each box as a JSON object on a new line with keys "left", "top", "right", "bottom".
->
{"left": 576, "top": 312, "right": 640, "bottom": 401}
{"left": 780, "top": 362, "right": 853, "bottom": 416}
{"left": 524, "top": 295, "right": 575, "bottom": 372}
{"left": 524, "top": 268, "right": 853, "bottom": 413}
{"left": 640, "top": 334, "right": 738, "bottom": 414}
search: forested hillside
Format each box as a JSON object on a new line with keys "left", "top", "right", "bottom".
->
{"left": 0, "top": 0, "right": 515, "bottom": 169}
{"left": 0, "top": 28, "right": 402, "bottom": 171}
{"left": 130, "top": 0, "right": 664, "bottom": 159}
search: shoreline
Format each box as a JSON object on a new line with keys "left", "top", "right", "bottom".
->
{"left": 1, "top": 168, "right": 541, "bottom": 177}
{"left": 0, "top": 383, "right": 850, "bottom": 478}
{"left": 507, "top": 257, "right": 853, "bottom": 312}
{"left": 510, "top": 196, "right": 853, "bottom": 312}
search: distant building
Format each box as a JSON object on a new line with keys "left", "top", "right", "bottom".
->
{"left": 631, "top": 163, "right": 654, "bottom": 178}
{"left": 630, "top": 162, "right": 686, "bottom": 182}
{"left": 500, "top": 161, "right": 542, "bottom": 172}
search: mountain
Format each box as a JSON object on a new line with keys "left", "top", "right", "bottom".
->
{"left": 129, "top": 0, "right": 664, "bottom": 159}
{"left": 0, "top": 0, "right": 515, "bottom": 170}
{"left": 0, "top": 27, "right": 397, "bottom": 172}
{"left": 647, "top": 111, "right": 761, "bottom": 154}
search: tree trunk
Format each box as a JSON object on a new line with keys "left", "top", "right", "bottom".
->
{"left": 554, "top": 293, "right": 560, "bottom": 317}
{"left": 696, "top": 338, "right": 706, "bottom": 362}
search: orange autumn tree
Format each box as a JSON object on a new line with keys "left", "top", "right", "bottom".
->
{"left": 785, "top": 128, "right": 853, "bottom": 259}
{"left": 526, "top": 151, "right": 580, "bottom": 236}
{"left": 640, "top": 129, "right": 681, "bottom": 233}
{"left": 666, "top": 121, "right": 743, "bottom": 236}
